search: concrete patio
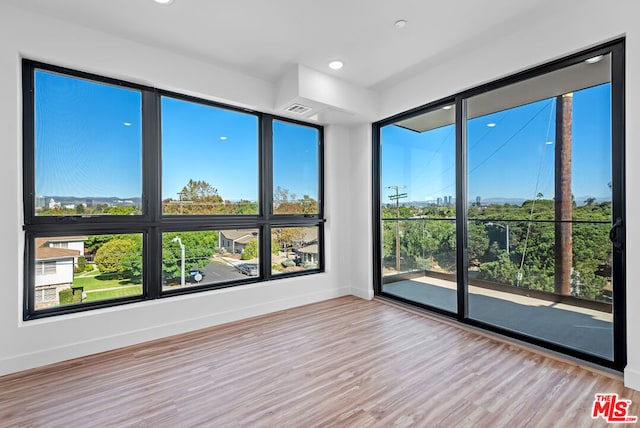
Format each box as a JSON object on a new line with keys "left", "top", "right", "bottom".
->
{"left": 383, "top": 276, "right": 613, "bottom": 360}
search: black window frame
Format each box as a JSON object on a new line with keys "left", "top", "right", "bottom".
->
{"left": 22, "top": 60, "right": 325, "bottom": 320}
{"left": 372, "top": 39, "right": 626, "bottom": 372}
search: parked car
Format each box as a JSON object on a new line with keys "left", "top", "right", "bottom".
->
{"left": 187, "top": 269, "right": 205, "bottom": 283}
{"left": 237, "top": 263, "right": 258, "bottom": 276}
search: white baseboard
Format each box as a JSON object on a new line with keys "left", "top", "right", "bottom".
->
{"left": 351, "top": 286, "right": 374, "bottom": 300}
{"left": 624, "top": 366, "right": 640, "bottom": 392}
{"left": 0, "top": 286, "right": 352, "bottom": 376}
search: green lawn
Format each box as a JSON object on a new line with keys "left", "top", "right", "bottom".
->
{"left": 84, "top": 285, "right": 142, "bottom": 302}
{"left": 64, "top": 272, "right": 143, "bottom": 304}
{"left": 73, "top": 274, "right": 141, "bottom": 292}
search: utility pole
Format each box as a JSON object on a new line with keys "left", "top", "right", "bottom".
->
{"left": 388, "top": 185, "right": 407, "bottom": 273}
{"left": 555, "top": 93, "right": 573, "bottom": 296}
{"left": 172, "top": 237, "right": 186, "bottom": 288}
{"left": 178, "top": 192, "right": 184, "bottom": 215}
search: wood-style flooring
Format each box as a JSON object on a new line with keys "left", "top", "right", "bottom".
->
{"left": 1, "top": 296, "right": 638, "bottom": 427}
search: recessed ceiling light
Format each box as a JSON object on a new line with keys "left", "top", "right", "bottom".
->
{"left": 328, "top": 60, "right": 344, "bottom": 70}
{"left": 394, "top": 20, "right": 407, "bottom": 29}
{"left": 487, "top": 123, "right": 496, "bottom": 127}
{"left": 585, "top": 55, "right": 603, "bottom": 64}
{"left": 220, "top": 136, "right": 227, "bottom": 141}
{"left": 442, "top": 105, "right": 453, "bottom": 110}
{"left": 153, "top": 0, "right": 173, "bottom": 4}
{"left": 123, "top": 122, "right": 132, "bottom": 127}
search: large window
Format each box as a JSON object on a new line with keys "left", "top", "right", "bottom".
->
{"left": 33, "top": 69, "right": 142, "bottom": 216}
{"left": 161, "top": 97, "right": 259, "bottom": 215}
{"left": 374, "top": 40, "right": 625, "bottom": 371}
{"left": 23, "top": 61, "right": 324, "bottom": 319}
{"left": 272, "top": 120, "right": 320, "bottom": 215}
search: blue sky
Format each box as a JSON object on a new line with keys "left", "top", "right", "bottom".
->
{"left": 35, "top": 70, "right": 142, "bottom": 198}
{"left": 34, "top": 70, "right": 319, "bottom": 202}
{"left": 161, "top": 96, "right": 259, "bottom": 201}
{"left": 272, "top": 120, "right": 319, "bottom": 201}
{"left": 381, "top": 83, "right": 612, "bottom": 204}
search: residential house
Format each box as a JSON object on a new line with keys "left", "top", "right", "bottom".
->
{"left": 294, "top": 228, "right": 319, "bottom": 265}
{"left": 219, "top": 229, "right": 258, "bottom": 254}
{"left": 34, "top": 236, "right": 87, "bottom": 308}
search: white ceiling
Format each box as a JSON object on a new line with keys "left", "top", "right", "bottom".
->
{"left": 3, "top": 0, "right": 556, "bottom": 90}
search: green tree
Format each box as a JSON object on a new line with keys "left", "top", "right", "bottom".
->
{"left": 94, "top": 237, "right": 142, "bottom": 279}
{"left": 162, "top": 231, "right": 219, "bottom": 279}
{"left": 241, "top": 239, "right": 258, "bottom": 260}
{"left": 85, "top": 235, "right": 116, "bottom": 254}
{"left": 273, "top": 186, "right": 318, "bottom": 214}
{"left": 467, "top": 222, "right": 490, "bottom": 265}
{"left": 163, "top": 179, "right": 224, "bottom": 214}
{"left": 273, "top": 227, "right": 304, "bottom": 256}
{"left": 105, "top": 205, "right": 137, "bottom": 215}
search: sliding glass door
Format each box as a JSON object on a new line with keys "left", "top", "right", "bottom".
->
{"left": 379, "top": 106, "right": 457, "bottom": 313}
{"left": 466, "top": 53, "right": 617, "bottom": 360}
{"left": 374, "top": 40, "right": 625, "bottom": 370}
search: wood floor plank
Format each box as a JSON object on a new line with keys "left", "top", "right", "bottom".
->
{"left": 1, "top": 296, "right": 637, "bottom": 427}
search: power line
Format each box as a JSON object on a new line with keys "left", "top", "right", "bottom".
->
{"left": 468, "top": 100, "right": 553, "bottom": 175}
{"left": 517, "top": 97, "right": 556, "bottom": 286}
{"left": 388, "top": 185, "right": 407, "bottom": 273}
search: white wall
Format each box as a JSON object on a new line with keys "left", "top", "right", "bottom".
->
{"left": 0, "top": 4, "right": 354, "bottom": 375}
{"left": 375, "top": 0, "right": 640, "bottom": 390}
{"left": 348, "top": 125, "right": 374, "bottom": 300}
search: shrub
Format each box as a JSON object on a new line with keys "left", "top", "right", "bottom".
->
{"left": 241, "top": 240, "right": 258, "bottom": 260}
{"left": 281, "top": 259, "right": 295, "bottom": 268}
{"left": 74, "top": 256, "right": 87, "bottom": 274}
{"left": 58, "top": 288, "right": 81, "bottom": 305}
{"left": 59, "top": 289, "right": 73, "bottom": 304}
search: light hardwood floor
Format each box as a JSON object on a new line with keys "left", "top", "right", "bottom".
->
{"left": 1, "top": 296, "right": 638, "bottom": 427}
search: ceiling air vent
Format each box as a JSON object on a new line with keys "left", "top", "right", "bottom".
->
{"left": 285, "top": 103, "right": 312, "bottom": 115}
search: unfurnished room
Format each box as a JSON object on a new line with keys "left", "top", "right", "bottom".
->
{"left": 1, "top": 1, "right": 640, "bottom": 426}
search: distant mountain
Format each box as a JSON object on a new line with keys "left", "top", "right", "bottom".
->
{"left": 479, "top": 197, "right": 526, "bottom": 206}
{"left": 390, "top": 195, "right": 612, "bottom": 209}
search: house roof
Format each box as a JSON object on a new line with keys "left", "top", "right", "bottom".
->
{"left": 297, "top": 244, "right": 318, "bottom": 255}
{"left": 36, "top": 247, "right": 79, "bottom": 260}
{"left": 220, "top": 229, "right": 258, "bottom": 244}
{"left": 44, "top": 236, "right": 88, "bottom": 243}
{"left": 302, "top": 228, "right": 318, "bottom": 244}
{"left": 34, "top": 236, "right": 86, "bottom": 260}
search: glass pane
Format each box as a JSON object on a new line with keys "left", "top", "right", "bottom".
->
{"left": 34, "top": 70, "right": 142, "bottom": 216}
{"left": 379, "top": 106, "right": 457, "bottom": 313}
{"left": 33, "top": 234, "right": 143, "bottom": 310}
{"left": 162, "top": 230, "right": 260, "bottom": 291}
{"left": 381, "top": 219, "right": 457, "bottom": 312}
{"left": 271, "top": 226, "right": 319, "bottom": 275}
{"left": 466, "top": 54, "right": 613, "bottom": 359}
{"left": 161, "top": 97, "right": 259, "bottom": 215}
{"left": 273, "top": 121, "right": 319, "bottom": 214}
